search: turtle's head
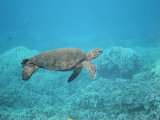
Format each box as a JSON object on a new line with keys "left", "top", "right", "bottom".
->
{"left": 86, "top": 48, "right": 103, "bottom": 60}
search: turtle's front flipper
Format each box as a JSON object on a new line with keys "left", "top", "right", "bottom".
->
{"left": 68, "top": 67, "right": 83, "bottom": 82}
{"left": 82, "top": 61, "right": 97, "bottom": 79}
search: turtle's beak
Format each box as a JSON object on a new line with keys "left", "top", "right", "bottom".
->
{"left": 98, "top": 48, "right": 103, "bottom": 54}
{"left": 96, "top": 48, "right": 103, "bottom": 56}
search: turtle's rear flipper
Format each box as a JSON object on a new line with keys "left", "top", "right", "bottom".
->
{"left": 68, "top": 67, "right": 83, "bottom": 82}
{"left": 82, "top": 61, "right": 97, "bottom": 79}
{"left": 21, "top": 59, "right": 39, "bottom": 81}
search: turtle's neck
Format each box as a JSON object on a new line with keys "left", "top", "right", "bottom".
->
{"left": 85, "top": 52, "right": 93, "bottom": 61}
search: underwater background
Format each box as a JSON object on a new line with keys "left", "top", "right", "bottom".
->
{"left": 0, "top": 0, "right": 160, "bottom": 120}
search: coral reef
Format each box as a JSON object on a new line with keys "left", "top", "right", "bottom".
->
{"left": 151, "top": 59, "right": 160, "bottom": 78}
{"left": 67, "top": 72, "right": 160, "bottom": 120}
{"left": 97, "top": 47, "right": 142, "bottom": 79}
{"left": 0, "top": 46, "right": 159, "bottom": 120}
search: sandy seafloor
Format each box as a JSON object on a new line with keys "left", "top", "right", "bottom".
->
{"left": 0, "top": 31, "right": 160, "bottom": 120}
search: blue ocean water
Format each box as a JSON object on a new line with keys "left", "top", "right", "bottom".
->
{"left": 0, "top": 0, "right": 160, "bottom": 120}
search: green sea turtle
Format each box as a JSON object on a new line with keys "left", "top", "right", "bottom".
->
{"left": 21, "top": 48, "right": 103, "bottom": 82}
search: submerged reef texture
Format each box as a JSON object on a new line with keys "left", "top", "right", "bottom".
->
{"left": 96, "top": 47, "right": 142, "bottom": 79}
{"left": 0, "top": 46, "right": 160, "bottom": 120}
{"left": 152, "top": 59, "right": 160, "bottom": 77}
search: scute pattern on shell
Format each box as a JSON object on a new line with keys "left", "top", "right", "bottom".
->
{"left": 29, "top": 48, "right": 85, "bottom": 71}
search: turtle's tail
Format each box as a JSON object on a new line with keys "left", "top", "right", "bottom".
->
{"left": 21, "top": 59, "right": 39, "bottom": 81}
